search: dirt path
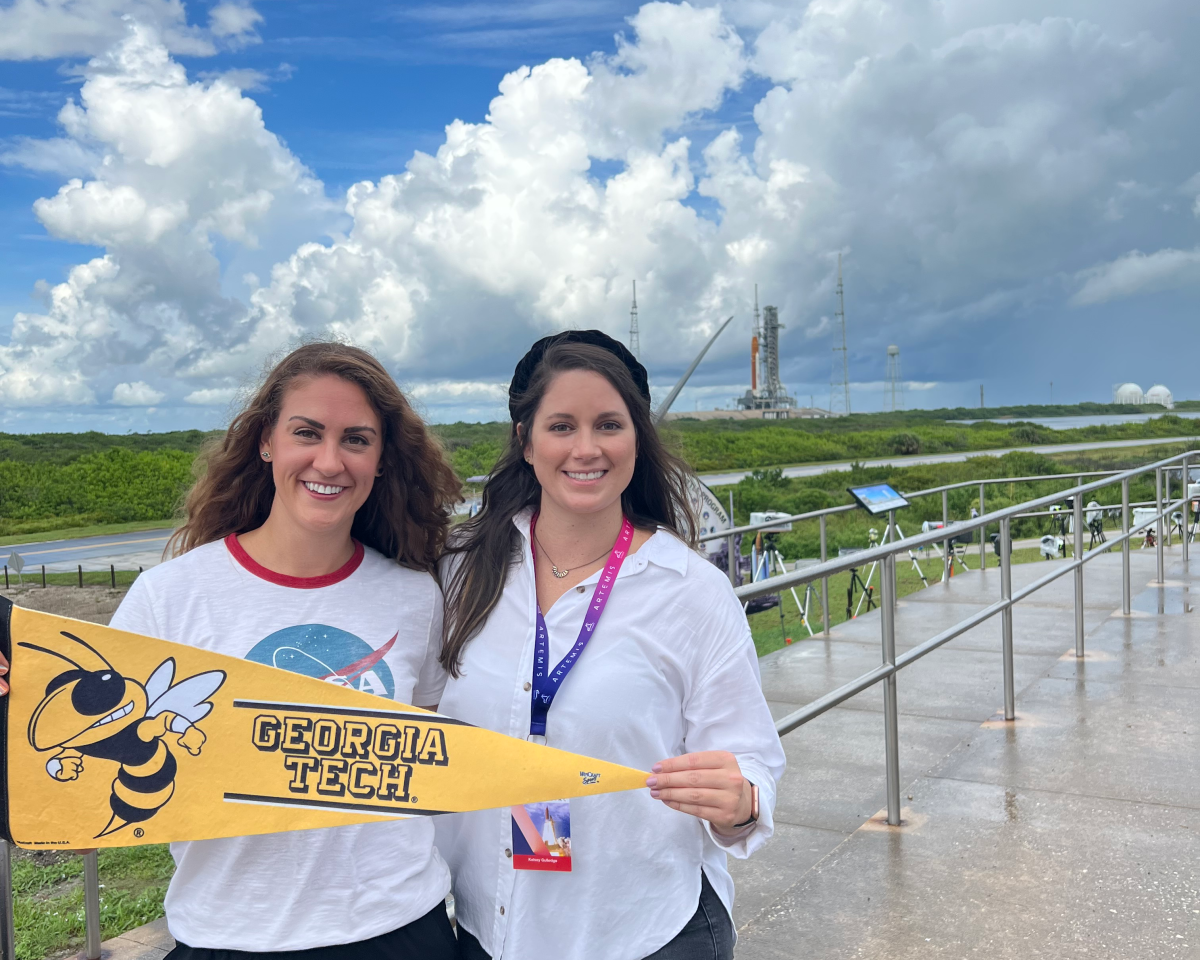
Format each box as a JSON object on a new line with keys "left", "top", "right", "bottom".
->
{"left": 2, "top": 584, "right": 128, "bottom": 624}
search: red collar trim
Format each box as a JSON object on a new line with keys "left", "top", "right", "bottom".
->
{"left": 224, "top": 534, "right": 365, "bottom": 589}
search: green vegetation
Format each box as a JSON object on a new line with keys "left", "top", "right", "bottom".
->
{"left": 13, "top": 846, "right": 174, "bottom": 960}
{"left": 0, "top": 430, "right": 215, "bottom": 465}
{"left": 662, "top": 412, "right": 1197, "bottom": 472}
{"left": 0, "top": 449, "right": 195, "bottom": 537}
{"left": 436, "top": 408, "right": 1199, "bottom": 477}
{"left": 0, "top": 406, "right": 1195, "bottom": 540}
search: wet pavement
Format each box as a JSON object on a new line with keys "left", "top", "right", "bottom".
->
{"left": 730, "top": 546, "right": 1200, "bottom": 958}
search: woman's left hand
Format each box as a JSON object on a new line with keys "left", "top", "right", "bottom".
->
{"left": 646, "top": 751, "right": 753, "bottom": 834}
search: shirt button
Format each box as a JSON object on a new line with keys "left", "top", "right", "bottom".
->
{"left": 500, "top": 906, "right": 506, "bottom": 916}
{"left": 576, "top": 585, "right": 585, "bottom": 593}
{"left": 523, "top": 681, "right": 531, "bottom": 691}
{"left": 505, "top": 848, "right": 512, "bottom": 858}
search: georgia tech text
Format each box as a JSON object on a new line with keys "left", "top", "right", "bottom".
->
{"left": 250, "top": 714, "right": 449, "bottom": 802}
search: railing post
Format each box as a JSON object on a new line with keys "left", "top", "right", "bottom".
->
{"left": 1074, "top": 488, "right": 1084, "bottom": 658}
{"left": 1, "top": 840, "right": 14, "bottom": 960}
{"left": 979, "top": 482, "right": 986, "bottom": 570}
{"left": 1121, "top": 478, "right": 1131, "bottom": 616}
{"left": 942, "top": 489, "right": 950, "bottom": 583}
{"left": 887, "top": 509, "right": 898, "bottom": 608}
{"left": 1182, "top": 459, "right": 1190, "bottom": 566}
{"left": 727, "top": 533, "right": 737, "bottom": 587}
{"left": 820, "top": 515, "right": 830, "bottom": 636}
{"left": 1165, "top": 470, "right": 1172, "bottom": 547}
{"left": 84, "top": 850, "right": 102, "bottom": 960}
{"left": 1156, "top": 468, "right": 1165, "bottom": 584}
{"left": 880, "top": 553, "right": 901, "bottom": 826}
{"left": 1000, "top": 517, "right": 1015, "bottom": 721}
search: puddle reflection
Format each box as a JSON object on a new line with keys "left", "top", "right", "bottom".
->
{"left": 1130, "top": 585, "right": 1195, "bottom": 615}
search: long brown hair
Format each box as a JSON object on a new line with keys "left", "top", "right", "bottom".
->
{"left": 440, "top": 339, "right": 696, "bottom": 675}
{"left": 170, "top": 342, "right": 461, "bottom": 571}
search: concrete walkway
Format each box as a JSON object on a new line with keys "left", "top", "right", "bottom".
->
{"left": 729, "top": 545, "right": 1199, "bottom": 958}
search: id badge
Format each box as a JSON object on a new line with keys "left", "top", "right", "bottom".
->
{"left": 510, "top": 800, "right": 572, "bottom": 872}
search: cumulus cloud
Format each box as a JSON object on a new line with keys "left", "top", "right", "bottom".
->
{"left": 184, "top": 386, "right": 238, "bottom": 405}
{"left": 111, "top": 380, "right": 164, "bottom": 404}
{"left": 0, "top": 0, "right": 260, "bottom": 59}
{"left": 1072, "top": 248, "right": 1200, "bottom": 306}
{"left": 207, "top": 1, "right": 261, "bottom": 43}
{"left": 406, "top": 380, "right": 509, "bottom": 402}
{"left": 2, "top": 0, "right": 1198, "bottom": 422}
{"left": 0, "top": 20, "right": 333, "bottom": 407}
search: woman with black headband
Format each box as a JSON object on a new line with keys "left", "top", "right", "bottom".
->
{"left": 436, "top": 331, "right": 785, "bottom": 960}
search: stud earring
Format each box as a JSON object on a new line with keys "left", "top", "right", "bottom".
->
{"left": 261, "top": 451, "right": 271, "bottom": 461}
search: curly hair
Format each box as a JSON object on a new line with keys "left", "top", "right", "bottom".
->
{"left": 170, "top": 342, "right": 461, "bottom": 571}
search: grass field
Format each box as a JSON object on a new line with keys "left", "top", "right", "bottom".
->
{"left": 13, "top": 847, "right": 175, "bottom": 960}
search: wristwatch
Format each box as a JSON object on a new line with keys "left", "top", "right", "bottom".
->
{"left": 731, "top": 780, "right": 759, "bottom": 828}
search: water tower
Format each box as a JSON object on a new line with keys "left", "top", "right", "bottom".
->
{"left": 885, "top": 345, "right": 902, "bottom": 411}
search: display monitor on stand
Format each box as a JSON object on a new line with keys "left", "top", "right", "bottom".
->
{"left": 847, "top": 483, "right": 910, "bottom": 515}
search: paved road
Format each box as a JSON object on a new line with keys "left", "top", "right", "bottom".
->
{"left": 2, "top": 528, "right": 173, "bottom": 571}
{"left": 696, "top": 434, "right": 1200, "bottom": 486}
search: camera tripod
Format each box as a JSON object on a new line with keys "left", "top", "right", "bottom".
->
{"left": 846, "top": 565, "right": 875, "bottom": 619}
{"left": 852, "top": 522, "right": 929, "bottom": 619}
{"left": 749, "top": 535, "right": 822, "bottom": 638}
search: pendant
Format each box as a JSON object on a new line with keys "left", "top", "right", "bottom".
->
{"left": 551, "top": 565, "right": 568, "bottom": 579}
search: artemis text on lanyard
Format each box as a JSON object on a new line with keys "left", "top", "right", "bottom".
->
{"left": 528, "top": 513, "right": 635, "bottom": 743}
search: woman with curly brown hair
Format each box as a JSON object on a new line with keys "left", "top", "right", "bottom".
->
{"left": 107, "top": 341, "right": 462, "bottom": 959}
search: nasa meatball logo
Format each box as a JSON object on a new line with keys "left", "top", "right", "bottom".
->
{"left": 245, "top": 625, "right": 396, "bottom": 699}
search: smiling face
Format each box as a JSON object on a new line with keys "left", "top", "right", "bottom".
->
{"left": 524, "top": 369, "right": 637, "bottom": 519}
{"left": 261, "top": 375, "right": 383, "bottom": 539}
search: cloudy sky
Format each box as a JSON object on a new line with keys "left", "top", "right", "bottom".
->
{"left": 1, "top": 0, "right": 1196, "bottom": 431}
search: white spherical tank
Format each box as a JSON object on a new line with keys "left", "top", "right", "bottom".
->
{"left": 1114, "top": 382, "right": 1143, "bottom": 404}
{"left": 1145, "top": 384, "right": 1173, "bottom": 408}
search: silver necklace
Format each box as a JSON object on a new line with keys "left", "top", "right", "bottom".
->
{"left": 534, "top": 534, "right": 612, "bottom": 579}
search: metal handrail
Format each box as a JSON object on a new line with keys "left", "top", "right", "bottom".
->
{"left": 740, "top": 448, "right": 1195, "bottom": 827}
{"left": 699, "top": 469, "right": 1138, "bottom": 545}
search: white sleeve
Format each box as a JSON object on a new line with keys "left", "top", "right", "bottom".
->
{"left": 109, "top": 574, "right": 164, "bottom": 639}
{"left": 412, "top": 581, "right": 448, "bottom": 708}
{"left": 682, "top": 590, "right": 786, "bottom": 859}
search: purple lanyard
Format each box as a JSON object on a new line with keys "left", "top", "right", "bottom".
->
{"left": 529, "top": 514, "right": 635, "bottom": 740}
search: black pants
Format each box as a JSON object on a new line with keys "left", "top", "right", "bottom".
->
{"left": 164, "top": 901, "right": 458, "bottom": 960}
{"left": 457, "top": 873, "right": 733, "bottom": 960}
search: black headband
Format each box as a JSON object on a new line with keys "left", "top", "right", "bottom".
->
{"left": 508, "top": 330, "right": 651, "bottom": 420}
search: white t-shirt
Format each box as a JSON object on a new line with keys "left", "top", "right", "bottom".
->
{"left": 435, "top": 511, "right": 786, "bottom": 960}
{"left": 110, "top": 535, "right": 451, "bottom": 952}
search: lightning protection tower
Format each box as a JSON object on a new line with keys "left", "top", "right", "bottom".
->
{"left": 830, "top": 253, "right": 851, "bottom": 415}
{"left": 629, "top": 280, "right": 640, "bottom": 359}
{"left": 886, "top": 344, "right": 902, "bottom": 411}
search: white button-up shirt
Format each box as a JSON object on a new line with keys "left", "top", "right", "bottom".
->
{"left": 435, "top": 511, "right": 785, "bottom": 960}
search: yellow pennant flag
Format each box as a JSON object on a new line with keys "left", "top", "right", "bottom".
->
{"left": 0, "top": 598, "right": 647, "bottom": 849}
